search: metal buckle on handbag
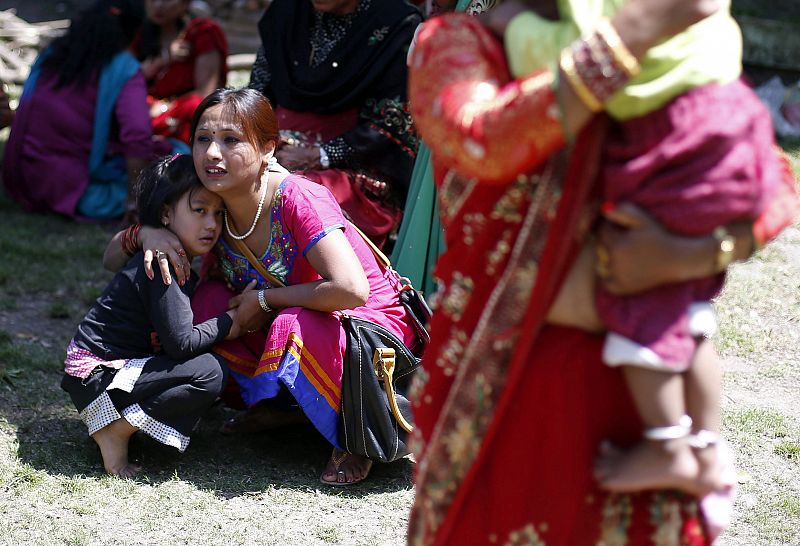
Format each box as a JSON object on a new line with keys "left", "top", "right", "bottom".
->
{"left": 373, "top": 348, "right": 413, "bottom": 433}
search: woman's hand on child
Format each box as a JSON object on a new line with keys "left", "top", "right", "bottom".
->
{"left": 597, "top": 202, "right": 679, "bottom": 294}
{"left": 597, "top": 202, "right": 711, "bottom": 295}
{"left": 228, "top": 281, "right": 271, "bottom": 333}
{"left": 140, "top": 226, "right": 192, "bottom": 285}
{"left": 613, "top": 0, "right": 722, "bottom": 60}
{"left": 547, "top": 243, "right": 604, "bottom": 332}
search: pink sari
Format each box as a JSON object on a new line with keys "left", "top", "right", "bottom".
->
{"left": 192, "top": 175, "right": 415, "bottom": 447}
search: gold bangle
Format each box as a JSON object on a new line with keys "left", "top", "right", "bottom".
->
{"left": 595, "top": 18, "right": 641, "bottom": 78}
{"left": 559, "top": 48, "right": 603, "bottom": 113}
{"left": 712, "top": 226, "right": 736, "bottom": 273}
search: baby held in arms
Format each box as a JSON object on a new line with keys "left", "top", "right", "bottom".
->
{"left": 507, "top": 0, "right": 790, "bottom": 494}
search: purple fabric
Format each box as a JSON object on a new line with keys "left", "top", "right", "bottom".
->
{"left": 111, "top": 72, "right": 160, "bottom": 159}
{"left": 597, "top": 80, "right": 780, "bottom": 368}
{"left": 2, "top": 69, "right": 155, "bottom": 217}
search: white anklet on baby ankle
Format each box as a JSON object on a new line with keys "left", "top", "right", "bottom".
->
{"left": 687, "top": 429, "right": 720, "bottom": 449}
{"left": 643, "top": 415, "right": 693, "bottom": 441}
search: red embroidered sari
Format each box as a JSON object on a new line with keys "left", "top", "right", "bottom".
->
{"left": 407, "top": 15, "right": 708, "bottom": 546}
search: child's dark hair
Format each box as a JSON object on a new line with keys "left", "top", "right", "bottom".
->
{"left": 136, "top": 154, "right": 203, "bottom": 227}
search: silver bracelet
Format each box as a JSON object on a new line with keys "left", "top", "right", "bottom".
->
{"left": 688, "top": 429, "right": 720, "bottom": 449}
{"left": 257, "top": 289, "right": 272, "bottom": 313}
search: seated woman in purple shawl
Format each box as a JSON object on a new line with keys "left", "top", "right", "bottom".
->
{"left": 2, "top": 0, "right": 171, "bottom": 222}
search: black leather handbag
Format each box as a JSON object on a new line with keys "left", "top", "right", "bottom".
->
{"left": 337, "top": 225, "right": 432, "bottom": 463}
{"left": 339, "top": 315, "right": 421, "bottom": 462}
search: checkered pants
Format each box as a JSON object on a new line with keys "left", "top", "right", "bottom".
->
{"left": 61, "top": 353, "right": 227, "bottom": 452}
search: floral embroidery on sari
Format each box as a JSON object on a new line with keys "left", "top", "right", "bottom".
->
{"left": 503, "top": 523, "right": 547, "bottom": 546}
{"left": 461, "top": 211, "right": 485, "bottom": 246}
{"left": 442, "top": 416, "right": 481, "bottom": 467}
{"left": 492, "top": 176, "right": 532, "bottom": 223}
{"left": 266, "top": 184, "right": 297, "bottom": 279}
{"left": 362, "top": 96, "right": 419, "bottom": 155}
{"left": 411, "top": 156, "right": 563, "bottom": 545}
{"left": 487, "top": 229, "right": 513, "bottom": 276}
{"left": 599, "top": 494, "right": 633, "bottom": 546}
{"left": 440, "top": 273, "right": 474, "bottom": 322}
{"left": 439, "top": 170, "right": 476, "bottom": 222}
{"left": 648, "top": 492, "right": 706, "bottom": 546}
{"left": 435, "top": 327, "right": 468, "bottom": 376}
{"left": 216, "top": 182, "right": 297, "bottom": 291}
{"left": 649, "top": 493, "right": 683, "bottom": 546}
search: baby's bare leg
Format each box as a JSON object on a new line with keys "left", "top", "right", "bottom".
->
{"left": 624, "top": 366, "right": 686, "bottom": 428}
{"left": 685, "top": 339, "right": 724, "bottom": 493}
{"left": 596, "top": 367, "right": 700, "bottom": 494}
{"left": 685, "top": 338, "right": 720, "bottom": 434}
{"left": 91, "top": 418, "right": 141, "bottom": 479}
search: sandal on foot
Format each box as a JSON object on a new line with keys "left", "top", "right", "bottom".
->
{"left": 320, "top": 448, "right": 373, "bottom": 486}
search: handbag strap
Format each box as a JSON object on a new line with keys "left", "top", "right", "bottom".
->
{"left": 230, "top": 237, "right": 286, "bottom": 288}
{"left": 228, "top": 221, "right": 402, "bottom": 290}
{"left": 347, "top": 221, "right": 392, "bottom": 270}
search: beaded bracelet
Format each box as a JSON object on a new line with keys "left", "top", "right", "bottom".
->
{"left": 595, "top": 18, "right": 640, "bottom": 78}
{"left": 559, "top": 18, "right": 642, "bottom": 112}
{"left": 572, "top": 36, "right": 628, "bottom": 103}
{"left": 560, "top": 48, "right": 603, "bottom": 112}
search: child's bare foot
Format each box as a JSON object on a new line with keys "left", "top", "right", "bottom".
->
{"left": 595, "top": 438, "right": 701, "bottom": 495}
{"left": 91, "top": 418, "right": 141, "bottom": 478}
{"left": 693, "top": 444, "right": 726, "bottom": 495}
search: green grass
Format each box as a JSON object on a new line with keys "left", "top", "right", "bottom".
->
{"left": 780, "top": 494, "right": 800, "bottom": 517}
{"left": 0, "top": 198, "right": 416, "bottom": 544}
{"left": 720, "top": 406, "right": 800, "bottom": 544}
{"left": 46, "top": 301, "right": 71, "bottom": 319}
{"left": 0, "top": 131, "right": 799, "bottom": 546}
{"left": 725, "top": 407, "right": 792, "bottom": 439}
{"left": 774, "top": 440, "right": 800, "bottom": 463}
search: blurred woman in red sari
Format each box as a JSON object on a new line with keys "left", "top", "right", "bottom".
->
{"left": 405, "top": 0, "right": 798, "bottom": 544}
{"left": 133, "top": 0, "right": 228, "bottom": 145}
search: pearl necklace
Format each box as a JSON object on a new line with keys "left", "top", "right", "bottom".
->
{"left": 224, "top": 158, "right": 276, "bottom": 241}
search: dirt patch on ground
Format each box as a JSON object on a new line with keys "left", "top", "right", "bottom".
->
{"left": 0, "top": 297, "right": 79, "bottom": 354}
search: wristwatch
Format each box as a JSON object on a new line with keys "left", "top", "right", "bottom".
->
{"left": 712, "top": 226, "right": 736, "bottom": 273}
{"left": 318, "top": 144, "right": 330, "bottom": 169}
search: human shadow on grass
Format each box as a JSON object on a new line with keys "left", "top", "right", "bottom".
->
{"left": 1, "top": 341, "right": 412, "bottom": 497}
{"left": 12, "top": 402, "right": 414, "bottom": 498}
